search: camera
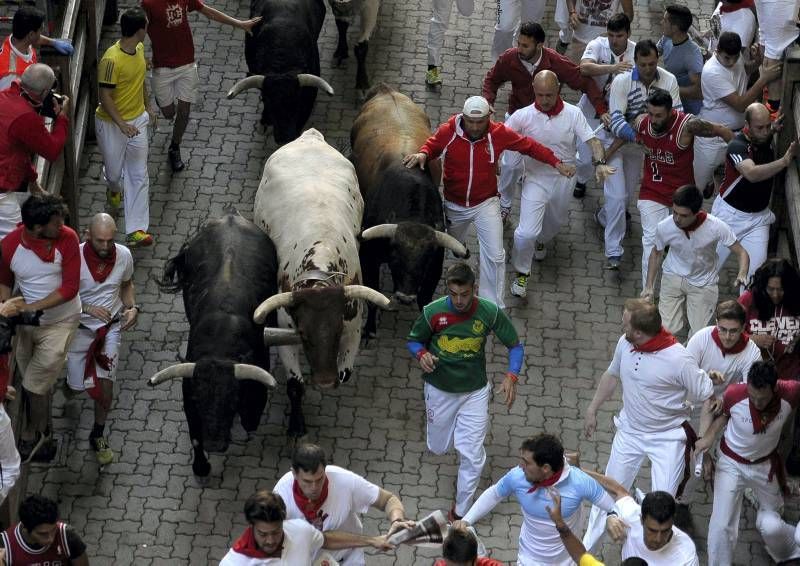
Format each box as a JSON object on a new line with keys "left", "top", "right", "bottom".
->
{"left": 39, "top": 90, "right": 64, "bottom": 119}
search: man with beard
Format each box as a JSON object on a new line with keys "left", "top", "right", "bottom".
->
{"left": 221, "top": 490, "right": 393, "bottom": 565}
{"left": 617, "top": 88, "right": 733, "bottom": 290}
{"left": 582, "top": 298, "right": 715, "bottom": 551}
{"left": 272, "top": 443, "right": 412, "bottom": 566}
{"left": 452, "top": 434, "right": 616, "bottom": 566}
{"left": 403, "top": 96, "right": 574, "bottom": 309}
{"left": 64, "top": 213, "right": 137, "bottom": 465}
{"left": 642, "top": 185, "right": 748, "bottom": 338}
{"left": 713, "top": 102, "right": 797, "bottom": 285}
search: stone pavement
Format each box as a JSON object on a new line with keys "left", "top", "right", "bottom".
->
{"left": 24, "top": 0, "right": 799, "bottom": 563}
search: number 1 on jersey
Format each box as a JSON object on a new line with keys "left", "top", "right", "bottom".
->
{"left": 650, "top": 161, "right": 662, "bottom": 182}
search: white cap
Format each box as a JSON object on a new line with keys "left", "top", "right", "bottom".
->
{"left": 462, "top": 96, "right": 492, "bottom": 118}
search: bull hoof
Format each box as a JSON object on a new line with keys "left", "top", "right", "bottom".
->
{"left": 338, "top": 369, "right": 352, "bottom": 384}
{"left": 287, "top": 417, "right": 307, "bottom": 438}
{"left": 192, "top": 457, "right": 211, "bottom": 478}
{"left": 333, "top": 52, "right": 349, "bottom": 67}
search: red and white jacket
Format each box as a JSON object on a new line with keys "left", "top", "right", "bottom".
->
{"left": 420, "top": 114, "right": 560, "bottom": 208}
{"left": 0, "top": 225, "right": 81, "bottom": 324}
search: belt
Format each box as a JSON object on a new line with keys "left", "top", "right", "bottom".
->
{"left": 720, "top": 436, "right": 788, "bottom": 494}
{"left": 676, "top": 420, "right": 698, "bottom": 499}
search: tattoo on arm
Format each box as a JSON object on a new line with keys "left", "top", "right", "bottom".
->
{"left": 686, "top": 118, "right": 719, "bottom": 137}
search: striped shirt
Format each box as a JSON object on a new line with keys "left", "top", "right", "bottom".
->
{"left": 608, "top": 66, "right": 682, "bottom": 141}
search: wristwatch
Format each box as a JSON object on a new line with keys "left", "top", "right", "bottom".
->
{"left": 127, "top": 304, "right": 141, "bottom": 312}
{"left": 592, "top": 158, "right": 607, "bottom": 166}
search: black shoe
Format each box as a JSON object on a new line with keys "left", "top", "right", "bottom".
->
{"left": 573, "top": 182, "right": 587, "bottom": 198}
{"left": 168, "top": 145, "right": 186, "bottom": 172}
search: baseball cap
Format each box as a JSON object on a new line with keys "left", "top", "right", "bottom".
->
{"left": 462, "top": 96, "right": 492, "bottom": 118}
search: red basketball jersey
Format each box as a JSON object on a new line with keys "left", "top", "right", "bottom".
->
{"left": 1, "top": 522, "right": 70, "bottom": 565}
{"left": 637, "top": 111, "right": 695, "bottom": 206}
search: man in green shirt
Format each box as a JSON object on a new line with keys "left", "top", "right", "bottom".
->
{"left": 407, "top": 262, "right": 523, "bottom": 521}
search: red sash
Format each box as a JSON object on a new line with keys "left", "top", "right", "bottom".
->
{"left": 721, "top": 436, "right": 788, "bottom": 494}
{"left": 83, "top": 323, "right": 114, "bottom": 409}
{"left": 676, "top": 421, "right": 697, "bottom": 499}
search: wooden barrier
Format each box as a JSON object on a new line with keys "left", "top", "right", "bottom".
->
{"left": 777, "top": 45, "right": 800, "bottom": 263}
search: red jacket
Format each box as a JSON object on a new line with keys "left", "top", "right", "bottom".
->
{"left": 420, "top": 114, "right": 560, "bottom": 207}
{"left": 0, "top": 82, "right": 68, "bottom": 191}
{"left": 483, "top": 47, "right": 608, "bottom": 116}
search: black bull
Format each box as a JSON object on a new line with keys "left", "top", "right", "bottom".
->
{"left": 227, "top": 0, "right": 333, "bottom": 144}
{"left": 155, "top": 213, "right": 278, "bottom": 477}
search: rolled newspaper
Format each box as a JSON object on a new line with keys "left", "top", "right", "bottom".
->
{"left": 388, "top": 510, "right": 448, "bottom": 546}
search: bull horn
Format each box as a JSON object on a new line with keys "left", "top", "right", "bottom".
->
{"left": 263, "top": 327, "right": 304, "bottom": 345}
{"left": 254, "top": 292, "right": 295, "bottom": 324}
{"left": 227, "top": 75, "right": 265, "bottom": 99}
{"left": 344, "top": 285, "right": 391, "bottom": 308}
{"left": 149, "top": 363, "right": 196, "bottom": 386}
{"left": 297, "top": 74, "right": 335, "bottom": 96}
{"left": 233, "top": 364, "right": 277, "bottom": 388}
{"left": 434, "top": 230, "right": 468, "bottom": 258}
{"left": 360, "top": 224, "right": 398, "bottom": 241}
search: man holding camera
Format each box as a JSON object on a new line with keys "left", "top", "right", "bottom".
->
{"left": 0, "top": 63, "right": 69, "bottom": 238}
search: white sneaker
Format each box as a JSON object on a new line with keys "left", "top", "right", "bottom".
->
{"left": 510, "top": 273, "right": 529, "bottom": 298}
{"left": 533, "top": 241, "right": 547, "bottom": 260}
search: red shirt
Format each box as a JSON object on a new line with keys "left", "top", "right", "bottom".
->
{"left": 142, "top": 0, "right": 205, "bottom": 68}
{"left": 434, "top": 558, "right": 504, "bottom": 566}
{"left": 637, "top": 111, "right": 695, "bottom": 206}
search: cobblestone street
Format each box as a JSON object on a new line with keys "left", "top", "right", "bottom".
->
{"left": 24, "top": 0, "right": 799, "bottom": 563}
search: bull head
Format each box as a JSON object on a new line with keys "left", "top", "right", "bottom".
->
{"left": 361, "top": 224, "right": 468, "bottom": 258}
{"left": 227, "top": 74, "right": 335, "bottom": 99}
{"left": 149, "top": 363, "right": 277, "bottom": 388}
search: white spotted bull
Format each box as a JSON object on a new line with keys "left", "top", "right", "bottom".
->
{"left": 253, "top": 128, "right": 389, "bottom": 436}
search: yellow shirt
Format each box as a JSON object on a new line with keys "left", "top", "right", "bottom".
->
{"left": 579, "top": 553, "right": 604, "bottom": 566}
{"left": 96, "top": 41, "right": 146, "bottom": 122}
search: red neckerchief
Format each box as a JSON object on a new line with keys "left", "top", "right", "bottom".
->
{"left": 680, "top": 211, "right": 707, "bottom": 238}
{"left": 232, "top": 525, "right": 276, "bottom": 558}
{"left": 431, "top": 299, "right": 479, "bottom": 333}
{"left": 751, "top": 394, "right": 781, "bottom": 434}
{"left": 84, "top": 322, "right": 115, "bottom": 409}
{"left": 720, "top": 0, "right": 754, "bottom": 12}
{"left": 83, "top": 243, "right": 116, "bottom": 283}
{"left": 631, "top": 327, "right": 678, "bottom": 353}
{"left": 711, "top": 327, "right": 751, "bottom": 355}
{"left": 20, "top": 229, "right": 57, "bottom": 263}
{"left": 527, "top": 468, "right": 563, "bottom": 493}
{"left": 293, "top": 476, "right": 329, "bottom": 522}
{"left": 534, "top": 96, "right": 565, "bottom": 118}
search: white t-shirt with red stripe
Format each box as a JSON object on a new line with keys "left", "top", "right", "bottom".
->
{"left": 686, "top": 326, "right": 762, "bottom": 398}
{"left": 78, "top": 242, "right": 134, "bottom": 331}
{"left": 609, "top": 335, "right": 714, "bottom": 433}
{"left": 722, "top": 381, "right": 800, "bottom": 460}
{"left": 0, "top": 225, "right": 81, "bottom": 324}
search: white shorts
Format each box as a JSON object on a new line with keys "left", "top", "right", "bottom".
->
{"left": 152, "top": 63, "right": 199, "bottom": 106}
{"left": 65, "top": 324, "right": 122, "bottom": 390}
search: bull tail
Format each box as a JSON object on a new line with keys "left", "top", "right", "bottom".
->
{"left": 157, "top": 245, "right": 188, "bottom": 294}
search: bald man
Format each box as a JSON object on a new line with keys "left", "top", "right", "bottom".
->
{"left": 65, "top": 213, "right": 138, "bottom": 465}
{"left": 0, "top": 63, "right": 69, "bottom": 237}
{"left": 713, "top": 103, "right": 797, "bottom": 285}
{"left": 503, "top": 71, "right": 613, "bottom": 298}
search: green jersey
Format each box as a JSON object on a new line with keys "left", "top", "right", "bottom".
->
{"left": 407, "top": 296, "right": 520, "bottom": 393}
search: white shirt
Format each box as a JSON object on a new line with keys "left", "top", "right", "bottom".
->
{"left": 609, "top": 336, "right": 714, "bottom": 433}
{"left": 686, "top": 325, "right": 762, "bottom": 398}
{"left": 0, "top": 36, "right": 35, "bottom": 91}
{"left": 572, "top": 0, "right": 622, "bottom": 43}
{"left": 698, "top": 55, "right": 747, "bottom": 130}
{"left": 710, "top": 3, "right": 757, "bottom": 54}
{"left": 578, "top": 36, "right": 637, "bottom": 119}
{"left": 617, "top": 496, "right": 700, "bottom": 565}
{"left": 654, "top": 213, "right": 737, "bottom": 287}
{"left": 273, "top": 465, "right": 380, "bottom": 566}
{"left": 78, "top": 243, "right": 134, "bottom": 331}
{"left": 505, "top": 101, "right": 594, "bottom": 176}
{"left": 219, "top": 519, "right": 325, "bottom": 566}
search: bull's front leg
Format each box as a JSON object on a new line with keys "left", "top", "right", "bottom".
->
{"left": 183, "top": 381, "right": 212, "bottom": 477}
{"left": 338, "top": 302, "right": 363, "bottom": 384}
{"left": 354, "top": 0, "right": 378, "bottom": 94}
{"left": 334, "top": 19, "right": 350, "bottom": 65}
{"left": 277, "top": 310, "right": 306, "bottom": 437}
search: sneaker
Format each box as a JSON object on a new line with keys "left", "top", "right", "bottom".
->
{"left": 556, "top": 40, "right": 570, "bottom": 55}
{"left": 573, "top": 182, "right": 587, "bottom": 198}
{"left": 533, "top": 241, "right": 547, "bottom": 261}
{"left": 425, "top": 67, "right": 443, "bottom": 86}
{"left": 510, "top": 273, "right": 529, "bottom": 298}
{"left": 605, "top": 256, "right": 622, "bottom": 270}
{"left": 126, "top": 230, "right": 154, "bottom": 248}
{"left": 500, "top": 205, "right": 511, "bottom": 227}
{"left": 447, "top": 504, "right": 463, "bottom": 523}
{"left": 90, "top": 435, "right": 114, "bottom": 465}
{"left": 168, "top": 144, "right": 186, "bottom": 172}
{"left": 106, "top": 191, "right": 122, "bottom": 210}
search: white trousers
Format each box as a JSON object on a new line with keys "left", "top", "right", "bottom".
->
{"left": 498, "top": 150, "right": 523, "bottom": 210}
{"left": 428, "top": 0, "right": 454, "bottom": 66}
{"left": 658, "top": 273, "right": 719, "bottom": 339}
{"left": 65, "top": 323, "right": 123, "bottom": 390}
{"left": 445, "top": 197, "right": 506, "bottom": 309}
{"left": 511, "top": 173, "right": 575, "bottom": 274}
{"left": 517, "top": 556, "right": 573, "bottom": 566}
{"left": 0, "top": 192, "right": 23, "bottom": 240}
{"left": 637, "top": 199, "right": 671, "bottom": 290}
{"left": 0, "top": 405, "right": 20, "bottom": 507}
{"left": 707, "top": 453, "right": 794, "bottom": 565}
{"left": 693, "top": 135, "right": 729, "bottom": 194}
{"left": 425, "top": 382, "right": 491, "bottom": 516}
{"left": 755, "top": 511, "right": 800, "bottom": 563}
{"left": 713, "top": 196, "right": 774, "bottom": 283}
{"left": 95, "top": 111, "right": 151, "bottom": 234}
{"left": 583, "top": 422, "right": 688, "bottom": 551}
{"left": 595, "top": 144, "right": 643, "bottom": 259}
{"left": 492, "top": 0, "right": 546, "bottom": 60}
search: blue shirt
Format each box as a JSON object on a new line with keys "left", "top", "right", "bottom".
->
{"left": 658, "top": 36, "right": 704, "bottom": 115}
